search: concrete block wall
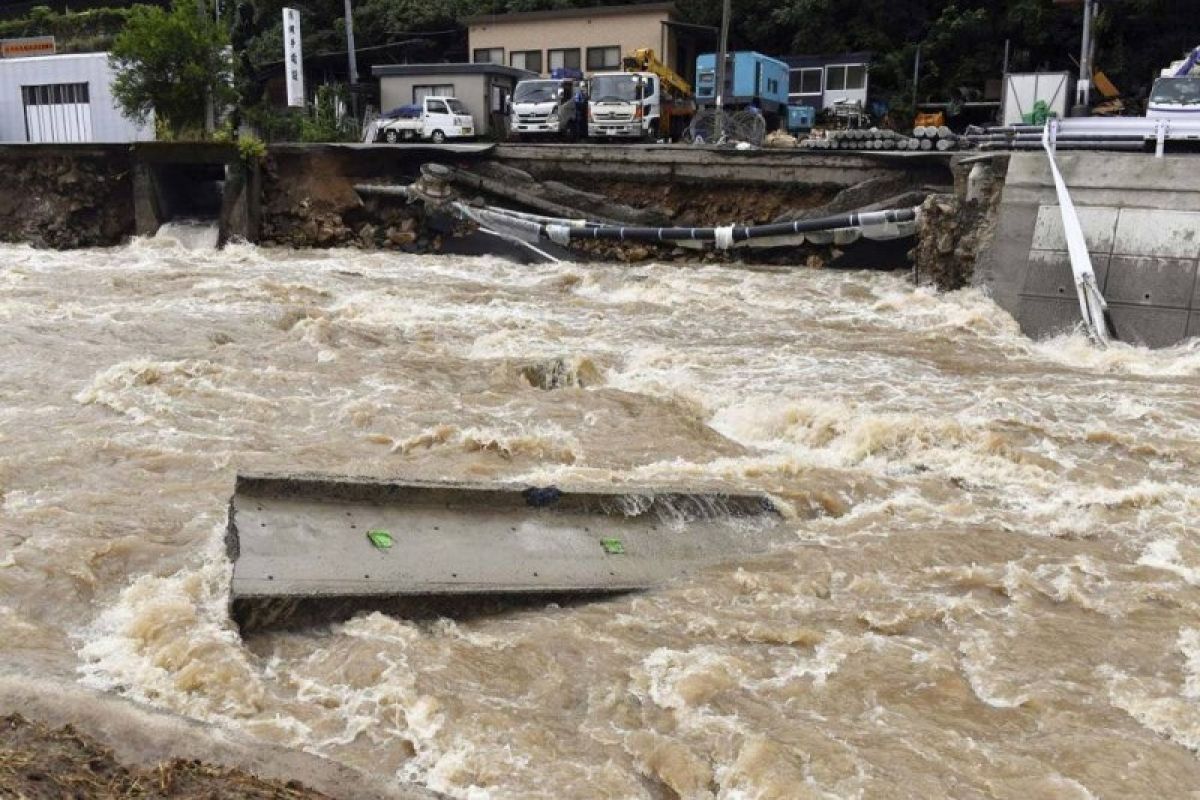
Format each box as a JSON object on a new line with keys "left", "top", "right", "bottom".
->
{"left": 976, "top": 152, "right": 1200, "bottom": 348}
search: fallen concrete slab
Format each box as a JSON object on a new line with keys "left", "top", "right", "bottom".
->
{"left": 226, "top": 474, "right": 783, "bottom": 630}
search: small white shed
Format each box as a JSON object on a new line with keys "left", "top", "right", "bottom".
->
{"left": 0, "top": 52, "right": 154, "bottom": 143}
{"left": 1001, "top": 72, "right": 1071, "bottom": 126}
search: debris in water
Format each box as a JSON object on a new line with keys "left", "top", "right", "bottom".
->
{"left": 226, "top": 473, "right": 781, "bottom": 631}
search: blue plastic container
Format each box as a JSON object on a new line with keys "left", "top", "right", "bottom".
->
{"left": 787, "top": 105, "right": 816, "bottom": 132}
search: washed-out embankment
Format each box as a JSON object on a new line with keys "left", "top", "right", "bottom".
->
{"left": 8, "top": 142, "right": 1200, "bottom": 350}
{"left": 0, "top": 141, "right": 969, "bottom": 268}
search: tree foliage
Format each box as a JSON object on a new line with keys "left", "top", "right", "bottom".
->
{"left": 108, "top": 0, "right": 234, "bottom": 137}
{"left": 9, "top": 0, "right": 1195, "bottom": 127}
{"left": 0, "top": 6, "right": 133, "bottom": 53}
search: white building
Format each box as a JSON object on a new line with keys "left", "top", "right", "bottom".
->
{"left": 783, "top": 51, "right": 871, "bottom": 112}
{"left": 0, "top": 52, "right": 153, "bottom": 143}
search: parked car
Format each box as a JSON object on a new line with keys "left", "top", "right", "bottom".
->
{"left": 376, "top": 96, "right": 475, "bottom": 143}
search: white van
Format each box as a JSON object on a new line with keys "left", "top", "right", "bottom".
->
{"left": 377, "top": 96, "right": 475, "bottom": 143}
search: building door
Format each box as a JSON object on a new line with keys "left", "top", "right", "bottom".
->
{"left": 22, "top": 83, "right": 94, "bottom": 143}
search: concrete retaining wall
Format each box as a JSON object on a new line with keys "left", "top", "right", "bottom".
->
{"left": 977, "top": 152, "right": 1200, "bottom": 348}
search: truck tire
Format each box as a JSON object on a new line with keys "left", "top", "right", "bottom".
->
{"left": 430, "top": 130, "right": 446, "bottom": 144}
{"left": 384, "top": 129, "right": 399, "bottom": 144}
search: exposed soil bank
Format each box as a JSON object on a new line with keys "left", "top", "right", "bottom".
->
{"left": 912, "top": 155, "right": 1007, "bottom": 289}
{"left": 0, "top": 675, "right": 439, "bottom": 800}
{"left": 1, "top": 714, "right": 330, "bottom": 799}
{"left": 0, "top": 147, "right": 133, "bottom": 248}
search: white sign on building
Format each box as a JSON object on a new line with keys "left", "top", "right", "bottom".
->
{"left": 282, "top": 7, "right": 304, "bottom": 107}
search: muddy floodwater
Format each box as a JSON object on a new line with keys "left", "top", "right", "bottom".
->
{"left": 3, "top": 235, "right": 1200, "bottom": 799}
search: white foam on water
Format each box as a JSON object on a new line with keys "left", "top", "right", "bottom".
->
{"left": 150, "top": 220, "right": 221, "bottom": 250}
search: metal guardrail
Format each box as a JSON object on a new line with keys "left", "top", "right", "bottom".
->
{"left": 971, "top": 117, "right": 1200, "bottom": 157}
{"left": 1050, "top": 117, "right": 1200, "bottom": 157}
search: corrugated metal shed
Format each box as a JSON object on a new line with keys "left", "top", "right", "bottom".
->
{"left": 0, "top": 52, "right": 154, "bottom": 143}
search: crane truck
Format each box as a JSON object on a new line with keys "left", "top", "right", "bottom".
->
{"left": 588, "top": 49, "right": 695, "bottom": 141}
{"left": 1148, "top": 45, "right": 1200, "bottom": 119}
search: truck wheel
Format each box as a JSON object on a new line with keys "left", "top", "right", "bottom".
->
{"left": 384, "top": 129, "right": 399, "bottom": 144}
{"left": 430, "top": 130, "right": 446, "bottom": 144}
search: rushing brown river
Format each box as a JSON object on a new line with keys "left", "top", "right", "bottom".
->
{"left": 3, "top": 232, "right": 1200, "bottom": 799}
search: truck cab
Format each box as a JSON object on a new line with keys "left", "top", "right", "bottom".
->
{"left": 1148, "top": 46, "right": 1200, "bottom": 119}
{"left": 510, "top": 73, "right": 582, "bottom": 138}
{"left": 588, "top": 72, "right": 660, "bottom": 140}
{"left": 377, "top": 96, "right": 474, "bottom": 143}
{"left": 1148, "top": 77, "right": 1200, "bottom": 119}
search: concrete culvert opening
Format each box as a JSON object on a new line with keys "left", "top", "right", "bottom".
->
{"left": 519, "top": 356, "right": 603, "bottom": 390}
{"left": 155, "top": 163, "right": 226, "bottom": 221}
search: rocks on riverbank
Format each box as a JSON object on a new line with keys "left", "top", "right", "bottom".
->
{"left": 0, "top": 153, "right": 133, "bottom": 248}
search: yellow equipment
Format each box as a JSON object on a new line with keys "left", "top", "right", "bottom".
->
{"left": 622, "top": 48, "right": 692, "bottom": 98}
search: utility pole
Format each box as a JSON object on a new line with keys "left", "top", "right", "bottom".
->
{"left": 343, "top": 0, "right": 359, "bottom": 119}
{"left": 713, "top": 0, "right": 730, "bottom": 141}
{"left": 911, "top": 45, "right": 921, "bottom": 120}
{"left": 1073, "top": 0, "right": 1095, "bottom": 115}
{"left": 343, "top": 0, "right": 359, "bottom": 86}
{"left": 198, "top": 0, "right": 215, "bottom": 133}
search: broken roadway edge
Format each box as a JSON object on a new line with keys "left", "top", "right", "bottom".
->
{"left": 0, "top": 671, "right": 445, "bottom": 800}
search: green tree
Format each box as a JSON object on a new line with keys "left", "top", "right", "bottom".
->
{"left": 109, "top": 0, "right": 234, "bottom": 138}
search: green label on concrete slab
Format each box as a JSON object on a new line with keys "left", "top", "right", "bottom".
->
{"left": 367, "top": 529, "right": 393, "bottom": 550}
{"left": 601, "top": 538, "right": 625, "bottom": 555}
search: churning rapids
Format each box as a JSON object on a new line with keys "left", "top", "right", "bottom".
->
{"left": 3, "top": 234, "right": 1200, "bottom": 799}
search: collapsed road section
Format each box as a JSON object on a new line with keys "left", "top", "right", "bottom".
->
{"left": 226, "top": 473, "right": 783, "bottom": 631}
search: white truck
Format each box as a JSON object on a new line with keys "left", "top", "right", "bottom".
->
{"left": 1148, "top": 46, "right": 1200, "bottom": 119}
{"left": 587, "top": 72, "right": 662, "bottom": 140}
{"left": 377, "top": 96, "right": 475, "bottom": 143}
{"left": 509, "top": 78, "right": 581, "bottom": 138}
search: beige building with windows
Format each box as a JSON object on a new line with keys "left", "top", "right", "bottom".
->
{"left": 464, "top": 3, "right": 698, "bottom": 81}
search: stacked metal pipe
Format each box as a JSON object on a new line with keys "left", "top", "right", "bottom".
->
{"left": 964, "top": 123, "right": 1148, "bottom": 152}
{"left": 801, "top": 126, "right": 967, "bottom": 152}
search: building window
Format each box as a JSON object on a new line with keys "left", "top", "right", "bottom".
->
{"left": 586, "top": 46, "right": 621, "bottom": 71}
{"left": 825, "top": 64, "right": 866, "bottom": 92}
{"left": 473, "top": 47, "right": 503, "bottom": 64}
{"left": 21, "top": 82, "right": 92, "bottom": 143}
{"left": 413, "top": 84, "right": 455, "bottom": 104}
{"left": 788, "top": 68, "right": 822, "bottom": 96}
{"left": 510, "top": 50, "right": 542, "bottom": 73}
{"left": 548, "top": 48, "right": 581, "bottom": 73}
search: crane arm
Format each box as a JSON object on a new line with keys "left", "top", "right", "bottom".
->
{"left": 623, "top": 48, "right": 692, "bottom": 97}
{"left": 1171, "top": 45, "right": 1200, "bottom": 77}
